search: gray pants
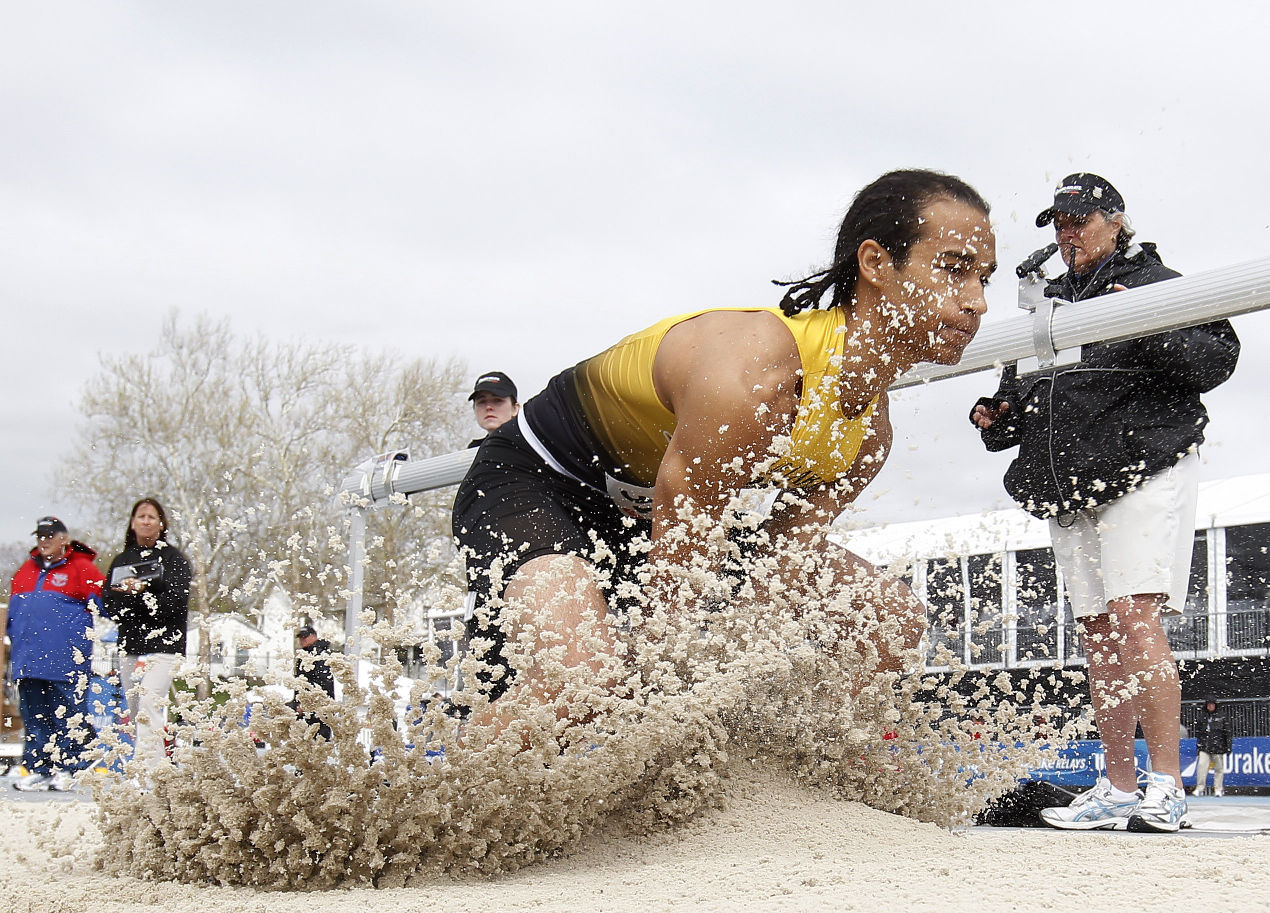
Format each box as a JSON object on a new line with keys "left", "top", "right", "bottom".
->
{"left": 1195, "top": 750, "right": 1226, "bottom": 796}
{"left": 120, "top": 653, "right": 179, "bottom": 768}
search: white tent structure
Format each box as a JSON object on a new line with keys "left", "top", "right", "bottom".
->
{"left": 186, "top": 584, "right": 299, "bottom": 681}
{"left": 837, "top": 473, "right": 1270, "bottom": 669}
{"left": 838, "top": 472, "right": 1270, "bottom": 568}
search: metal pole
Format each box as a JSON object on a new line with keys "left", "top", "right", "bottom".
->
{"left": 345, "top": 507, "right": 366, "bottom": 674}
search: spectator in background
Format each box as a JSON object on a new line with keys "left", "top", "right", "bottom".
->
{"left": 467, "top": 371, "right": 519, "bottom": 447}
{"left": 294, "top": 625, "right": 335, "bottom": 740}
{"left": 1193, "top": 698, "right": 1233, "bottom": 797}
{"left": 6, "top": 516, "right": 104, "bottom": 791}
{"left": 972, "top": 174, "right": 1240, "bottom": 833}
{"left": 102, "top": 498, "right": 191, "bottom": 770}
{"left": 462, "top": 371, "right": 522, "bottom": 652}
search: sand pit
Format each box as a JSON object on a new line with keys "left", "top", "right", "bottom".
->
{"left": 2, "top": 765, "right": 1267, "bottom": 913}
{"left": 75, "top": 549, "right": 1062, "bottom": 891}
{"left": 7, "top": 517, "right": 1258, "bottom": 910}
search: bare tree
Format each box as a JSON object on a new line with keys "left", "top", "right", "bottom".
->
{"left": 330, "top": 354, "right": 474, "bottom": 626}
{"left": 0, "top": 541, "right": 29, "bottom": 584}
{"left": 1, "top": 539, "right": 32, "bottom": 733}
{"left": 57, "top": 312, "right": 471, "bottom": 675}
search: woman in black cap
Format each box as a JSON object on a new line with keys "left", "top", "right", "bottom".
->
{"left": 468, "top": 370, "right": 520, "bottom": 447}
{"left": 972, "top": 173, "right": 1240, "bottom": 833}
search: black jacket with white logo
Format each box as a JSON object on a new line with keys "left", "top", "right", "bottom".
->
{"left": 973, "top": 242, "right": 1240, "bottom": 520}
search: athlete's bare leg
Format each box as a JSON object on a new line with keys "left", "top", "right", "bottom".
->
{"left": 468, "top": 553, "right": 619, "bottom": 743}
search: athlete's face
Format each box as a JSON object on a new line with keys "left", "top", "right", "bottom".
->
{"left": 879, "top": 198, "right": 997, "bottom": 366}
{"left": 473, "top": 391, "right": 518, "bottom": 432}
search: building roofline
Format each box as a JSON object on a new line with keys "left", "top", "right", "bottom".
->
{"left": 836, "top": 472, "right": 1270, "bottom": 565}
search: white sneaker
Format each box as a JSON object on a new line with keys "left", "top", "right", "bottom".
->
{"left": 48, "top": 771, "right": 77, "bottom": 792}
{"left": 1127, "top": 772, "right": 1189, "bottom": 833}
{"left": 12, "top": 773, "right": 53, "bottom": 792}
{"left": 1040, "top": 777, "right": 1142, "bottom": 830}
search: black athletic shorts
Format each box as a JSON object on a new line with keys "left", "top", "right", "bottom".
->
{"left": 451, "top": 418, "right": 650, "bottom": 700}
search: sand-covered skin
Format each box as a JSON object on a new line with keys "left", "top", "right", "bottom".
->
{"left": 2, "top": 765, "right": 1267, "bottom": 913}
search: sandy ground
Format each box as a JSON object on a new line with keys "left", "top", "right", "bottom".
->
{"left": 3, "top": 537, "right": 1262, "bottom": 912}
{"left": 2, "top": 766, "right": 1266, "bottom": 913}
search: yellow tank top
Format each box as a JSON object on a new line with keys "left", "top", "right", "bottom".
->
{"left": 563, "top": 307, "right": 877, "bottom": 490}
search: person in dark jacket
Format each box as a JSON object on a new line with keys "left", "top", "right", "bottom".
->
{"left": 294, "top": 625, "right": 335, "bottom": 739}
{"left": 1193, "top": 698, "right": 1233, "bottom": 797}
{"left": 971, "top": 174, "right": 1239, "bottom": 833}
{"left": 102, "top": 498, "right": 191, "bottom": 769}
{"left": 6, "top": 516, "right": 104, "bottom": 791}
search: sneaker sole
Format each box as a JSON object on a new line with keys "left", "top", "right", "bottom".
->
{"left": 1040, "top": 813, "right": 1130, "bottom": 831}
{"left": 1125, "top": 815, "right": 1181, "bottom": 834}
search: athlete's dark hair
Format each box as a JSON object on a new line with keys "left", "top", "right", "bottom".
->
{"left": 776, "top": 169, "right": 991, "bottom": 316}
{"left": 124, "top": 496, "right": 172, "bottom": 548}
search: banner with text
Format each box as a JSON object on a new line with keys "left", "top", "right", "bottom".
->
{"left": 1028, "top": 738, "right": 1270, "bottom": 789}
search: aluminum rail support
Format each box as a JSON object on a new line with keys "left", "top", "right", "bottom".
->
{"left": 336, "top": 448, "right": 477, "bottom": 508}
{"left": 342, "top": 507, "right": 367, "bottom": 683}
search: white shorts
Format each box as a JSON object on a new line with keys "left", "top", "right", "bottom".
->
{"left": 1049, "top": 451, "right": 1200, "bottom": 619}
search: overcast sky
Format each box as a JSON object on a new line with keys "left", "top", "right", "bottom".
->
{"left": 4, "top": 1, "right": 1269, "bottom": 548}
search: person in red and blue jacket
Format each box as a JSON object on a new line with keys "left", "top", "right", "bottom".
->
{"left": 6, "top": 516, "right": 105, "bottom": 791}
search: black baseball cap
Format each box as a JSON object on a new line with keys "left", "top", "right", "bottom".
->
{"left": 297, "top": 625, "right": 317, "bottom": 639}
{"left": 1036, "top": 173, "right": 1126, "bottom": 227}
{"left": 32, "top": 516, "right": 67, "bottom": 537}
{"left": 468, "top": 371, "right": 517, "bottom": 401}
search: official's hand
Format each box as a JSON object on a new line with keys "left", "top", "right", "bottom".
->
{"left": 112, "top": 577, "right": 146, "bottom": 595}
{"left": 971, "top": 401, "right": 1010, "bottom": 430}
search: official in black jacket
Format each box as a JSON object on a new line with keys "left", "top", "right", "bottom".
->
{"left": 294, "top": 625, "right": 335, "bottom": 740}
{"left": 467, "top": 371, "right": 519, "bottom": 448}
{"left": 972, "top": 242, "right": 1238, "bottom": 518}
{"left": 971, "top": 174, "right": 1239, "bottom": 833}
{"left": 103, "top": 497, "right": 192, "bottom": 768}
{"left": 1193, "top": 698, "right": 1233, "bottom": 796}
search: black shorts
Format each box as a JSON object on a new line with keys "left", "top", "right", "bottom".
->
{"left": 451, "top": 418, "right": 650, "bottom": 699}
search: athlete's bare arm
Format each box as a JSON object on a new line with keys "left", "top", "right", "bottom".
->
{"left": 649, "top": 318, "right": 922, "bottom": 662}
{"left": 647, "top": 311, "right": 802, "bottom": 573}
{"left": 651, "top": 308, "right": 898, "bottom": 558}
